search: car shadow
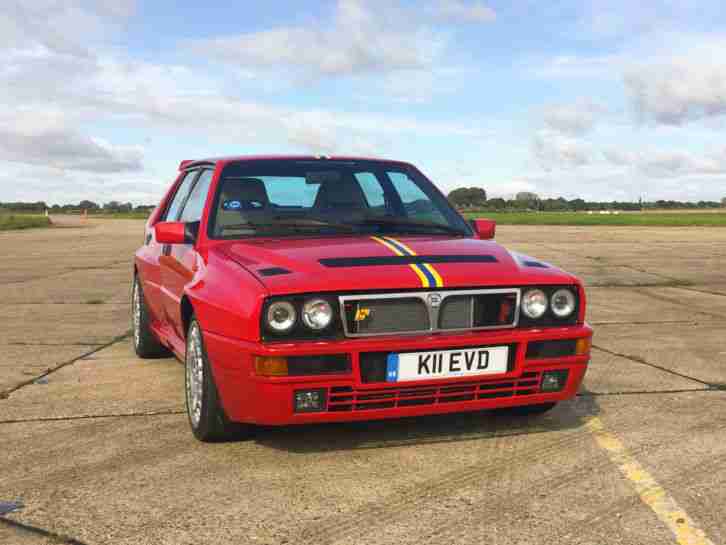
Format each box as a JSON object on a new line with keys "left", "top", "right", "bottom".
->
{"left": 253, "top": 394, "right": 600, "bottom": 453}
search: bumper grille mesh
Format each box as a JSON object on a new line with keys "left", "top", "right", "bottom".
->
{"left": 326, "top": 371, "right": 541, "bottom": 412}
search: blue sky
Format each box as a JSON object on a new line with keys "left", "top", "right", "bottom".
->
{"left": 2, "top": 0, "right": 726, "bottom": 205}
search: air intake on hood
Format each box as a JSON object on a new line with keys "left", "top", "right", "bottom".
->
{"left": 319, "top": 255, "right": 497, "bottom": 268}
{"left": 258, "top": 267, "right": 292, "bottom": 276}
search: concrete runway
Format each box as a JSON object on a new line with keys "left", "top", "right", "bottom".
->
{"left": 1, "top": 216, "right": 725, "bottom": 545}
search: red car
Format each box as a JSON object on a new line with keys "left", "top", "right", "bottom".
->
{"left": 133, "top": 156, "right": 592, "bottom": 441}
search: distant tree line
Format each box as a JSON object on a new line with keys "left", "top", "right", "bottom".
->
{"left": 3, "top": 193, "right": 726, "bottom": 215}
{"left": 447, "top": 189, "right": 725, "bottom": 211}
{"left": 0, "top": 201, "right": 155, "bottom": 214}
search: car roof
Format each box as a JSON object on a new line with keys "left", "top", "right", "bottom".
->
{"left": 180, "top": 155, "right": 412, "bottom": 171}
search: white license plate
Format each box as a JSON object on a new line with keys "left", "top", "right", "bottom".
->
{"left": 386, "top": 346, "right": 509, "bottom": 382}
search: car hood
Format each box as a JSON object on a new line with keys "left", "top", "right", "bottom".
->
{"left": 214, "top": 235, "right": 576, "bottom": 296}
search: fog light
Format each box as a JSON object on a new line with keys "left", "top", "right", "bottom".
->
{"left": 575, "top": 337, "right": 592, "bottom": 356}
{"left": 255, "top": 356, "right": 288, "bottom": 376}
{"left": 541, "top": 370, "right": 569, "bottom": 392}
{"left": 294, "top": 389, "right": 327, "bottom": 413}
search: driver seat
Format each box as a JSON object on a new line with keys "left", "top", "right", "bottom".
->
{"left": 215, "top": 178, "right": 270, "bottom": 235}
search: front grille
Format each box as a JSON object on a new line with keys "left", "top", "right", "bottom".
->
{"left": 340, "top": 288, "right": 520, "bottom": 337}
{"left": 326, "top": 371, "right": 542, "bottom": 412}
{"left": 344, "top": 297, "right": 430, "bottom": 335}
{"left": 440, "top": 292, "right": 517, "bottom": 329}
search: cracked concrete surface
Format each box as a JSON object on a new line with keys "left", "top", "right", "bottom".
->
{"left": 1, "top": 219, "right": 725, "bottom": 545}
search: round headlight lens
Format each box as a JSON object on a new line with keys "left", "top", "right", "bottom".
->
{"left": 522, "top": 289, "right": 548, "bottom": 319}
{"left": 551, "top": 289, "right": 576, "bottom": 318}
{"left": 302, "top": 298, "right": 333, "bottom": 330}
{"left": 267, "top": 301, "right": 297, "bottom": 333}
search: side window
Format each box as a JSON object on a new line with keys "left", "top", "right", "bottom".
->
{"left": 354, "top": 172, "right": 386, "bottom": 210}
{"left": 163, "top": 171, "right": 197, "bottom": 221}
{"left": 179, "top": 170, "right": 213, "bottom": 223}
{"left": 387, "top": 171, "right": 446, "bottom": 224}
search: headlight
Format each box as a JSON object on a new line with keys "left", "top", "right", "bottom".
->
{"left": 522, "top": 289, "right": 548, "bottom": 319}
{"left": 266, "top": 301, "right": 297, "bottom": 333}
{"left": 302, "top": 298, "right": 333, "bottom": 330}
{"left": 551, "top": 288, "right": 576, "bottom": 318}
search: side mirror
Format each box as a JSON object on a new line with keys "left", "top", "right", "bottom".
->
{"left": 155, "top": 221, "right": 196, "bottom": 244}
{"left": 471, "top": 219, "right": 496, "bottom": 240}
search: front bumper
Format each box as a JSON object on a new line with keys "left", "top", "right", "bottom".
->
{"left": 204, "top": 325, "right": 592, "bottom": 426}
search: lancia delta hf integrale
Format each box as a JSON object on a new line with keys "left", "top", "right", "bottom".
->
{"left": 133, "top": 156, "right": 592, "bottom": 441}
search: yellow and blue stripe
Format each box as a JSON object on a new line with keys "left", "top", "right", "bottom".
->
{"left": 371, "top": 235, "right": 444, "bottom": 288}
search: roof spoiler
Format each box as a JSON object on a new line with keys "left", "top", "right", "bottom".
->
{"left": 179, "top": 160, "right": 194, "bottom": 170}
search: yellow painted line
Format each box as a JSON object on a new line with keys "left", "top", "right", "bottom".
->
{"left": 422, "top": 263, "right": 444, "bottom": 288}
{"left": 370, "top": 235, "right": 403, "bottom": 256}
{"left": 586, "top": 417, "right": 716, "bottom": 545}
{"left": 370, "top": 236, "right": 431, "bottom": 288}
{"left": 383, "top": 236, "right": 445, "bottom": 288}
{"left": 409, "top": 263, "right": 432, "bottom": 288}
{"left": 386, "top": 237, "right": 418, "bottom": 256}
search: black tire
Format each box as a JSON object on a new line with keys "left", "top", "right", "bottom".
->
{"left": 132, "top": 275, "right": 169, "bottom": 358}
{"left": 499, "top": 402, "right": 557, "bottom": 416}
{"left": 185, "top": 317, "right": 252, "bottom": 442}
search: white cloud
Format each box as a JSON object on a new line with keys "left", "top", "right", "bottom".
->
{"left": 531, "top": 30, "right": 726, "bottom": 127}
{"left": 0, "top": 165, "right": 165, "bottom": 206}
{"left": 429, "top": 0, "right": 496, "bottom": 24}
{"left": 529, "top": 53, "right": 627, "bottom": 80}
{"left": 0, "top": 43, "right": 486, "bottom": 177}
{"left": 542, "top": 100, "right": 605, "bottom": 135}
{"left": 526, "top": 29, "right": 726, "bottom": 200}
{"left": 602, "top": 146, "right": 726, "bottom": 178}
{"left": 625, "top": 60, "right": 726, "bottom": 126}
{"left": 602, "top": 149, "right": 636, "bottom": 166}
{"left": 531, "top": 131, "right": 592, "bottom": 170}
{"left": 188, "top": 0, "right": 443, "bottom": 78}
{"left": 0, "top": 0, "right": 135, "bottom": 56}
{"left": 0, "top": 2, "right": 143, "bottom": 175}
{"left": 638, "top": 150, "right": 723, "bottom": 177}
{"left": 4, "top": 0, "right": 726, "bottom": 205}
{"left": 0, "top": 122, "right": 143, "bottom": 173}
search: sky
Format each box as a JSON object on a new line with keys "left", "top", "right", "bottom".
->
{"left": 2, "top": 0, "right": 726, "bottom": 205}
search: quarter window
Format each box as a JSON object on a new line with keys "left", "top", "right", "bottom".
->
{"left": 164, "top": 171, "right": 198, "bottom": 221}
{"left": 179, "top": 170, "right": 213, "bottom": 223}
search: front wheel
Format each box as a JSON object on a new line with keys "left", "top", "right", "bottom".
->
{"left": 132, "top": 275, "right": 169, "bottom": 359}
{"left": 185, "top": 317, "right": 251, "bottom": 442}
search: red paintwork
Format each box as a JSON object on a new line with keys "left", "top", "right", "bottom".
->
{"left": 134, "top": 156, "right": 592, "bottom": 426}
{"left": 155, "top": 221, "right": 187, "bottom": 245}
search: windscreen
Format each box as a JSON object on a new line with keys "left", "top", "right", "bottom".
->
{"left": 208, "top": 160, "right": 471, "bottom": 238}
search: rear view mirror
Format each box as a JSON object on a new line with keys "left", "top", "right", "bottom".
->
{"left": 306, "top": 171, "right": 341, "bottom": 185}
{"left": 471, "top": 219, "right": 496, "bottom": 240}
{"left": 155, "top": 221, "right": 196, "bottom": 244}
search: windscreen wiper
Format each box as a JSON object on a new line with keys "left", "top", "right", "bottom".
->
{"left": 351, "top": 216, "right": 468, "bottom": 236}
{"left": 222, "top": 218, "right": 355, "bottom": 232}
